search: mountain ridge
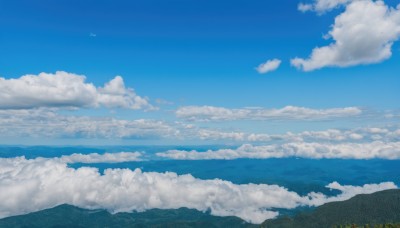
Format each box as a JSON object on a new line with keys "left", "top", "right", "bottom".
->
{"left": 1, "top": 189, "right": 400, "bottom": 227}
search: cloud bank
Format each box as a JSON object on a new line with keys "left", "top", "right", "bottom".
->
{"left": 157, "top": 141, "right": 400, "bottom": 160}
{"left": 58, "top": 152, "right": 142, "bottom": 163}
{"left": 0, "top": 109, "right": 178, "bottom": 139}
{"left": 0, "top": 71, "right": 154, "bottom": 110}
{"left": 292, "top": 0, "right": 400, "bottom": 71}
{"left": 2, "top": 108, "right": 397, "bottom": 143}
{"left": 176, "top": 105, "right": 362, "bottom": 121}
{"left": 194, "top": 127, "right": 395, "bottom": 143}
{"left": 0, "top": 157, "right": 396, "bottom": 224}
{"left": 255, "top": 59, "right": 281, "bottom": 74}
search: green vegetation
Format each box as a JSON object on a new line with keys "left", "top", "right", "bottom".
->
{"left": 334, "top": 224, "right": 400, "bottom": 228}
{"left": 0, "top": 205, "right": 256, "bottom": 228}
{"left": 261, "top": 189, "right": 400, "bottom": 228}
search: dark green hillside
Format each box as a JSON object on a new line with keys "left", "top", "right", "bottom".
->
{"left": 261, "top": 189, "right": 400, "bottom": 228}
{"left": 0, "top": 205, "right": 256, "bottom": 228}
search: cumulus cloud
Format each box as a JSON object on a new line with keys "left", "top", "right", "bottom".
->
{"left": 255, "top": 59, "right": 281, "bottom": 74}
{"left": 0, "top": 71, "right": 154, "bottom": 110}
{"left": 58, "top": 152, "right": 142, "bottom": 163}
{"left": 0, "top": 157, "right": 396, "bottom": 223}
{"left": 176, "top": 105, "right": 362, "bottom": 121}
{"left": 298, "top": 0, "right": 352, "bottom": 13}
{"left": 157, "top": 141, "right": 400, "bottom": 160}
{"left": 292, "top": 0, "right": 400, "bottom": 71}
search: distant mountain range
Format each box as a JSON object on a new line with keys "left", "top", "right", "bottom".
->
{"left": 1, "top": 189, "right": 399, "bottom": 228}
{"left": 0, "top": 205, "right": 255, "bottom": 228}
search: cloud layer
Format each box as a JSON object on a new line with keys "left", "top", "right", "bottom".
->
{"left": 198, "top": 126, "right": 400, "bottom": 143}
{"left": 176, "top": 105, "right": 362, "bottom": 121}
{"left": 0, "top": 71, "right": 154, "bottom": 110}
{"left": 0, "top": 157, "right": 396, "bottom": 224}
{"left": 292, "top": 0, "right": 400, "bottom": 71}
{"left": 1, "top": 108, "right": 398, "bottom": 144}
{"left": 0, "top": 109, "right": 177, "bottom": 139}
{"left": 157, "top": 141, "right": 400, "bottom": 160}
{"left": 58, "top": 152, "right": 142, "bottom": 163}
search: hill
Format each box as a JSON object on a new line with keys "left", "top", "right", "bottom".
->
{"left": 261, "top": 189, "right": 400, "bottom": 228}
{"left": 0, "top": 205, "right": 256, "bottom": 228}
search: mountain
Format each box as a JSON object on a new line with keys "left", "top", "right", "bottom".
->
{"left": 0, "top": 205, "right": 256, "bottom": 228}
{"left": 261, "top": 189, "right": 400, "bottom": 228}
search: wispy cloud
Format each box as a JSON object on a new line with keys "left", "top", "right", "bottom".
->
{"left": 189, "top": 126, "right": 400, "bottom": 143}
{"left": 2, "top": 108, "right": 398, "bottom": 143}
{"left": 176, "top": 105, "right": 362, "bottom": 121}
{"left": 0, "top": 109, "right": 177, "bottom": 139}
{"left": 255, "top": 59, "right": 281, "bottom": 74}
{"left": 58, "top": 152, "right": 142, "bottom": 163}
{"left": 298, "top": 0, "right": 352, "bottom": 14}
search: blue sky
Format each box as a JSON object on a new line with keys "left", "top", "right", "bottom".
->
{"left": 0, "top": 0, "right": 399, "bottom": 144}
{"left": 1, "top": 1, "right": 400, "bottom": 223}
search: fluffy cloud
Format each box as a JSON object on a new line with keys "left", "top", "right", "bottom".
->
{"left": 157, "top": 141, "right": 400, "bottom": 160}
{"left": 0, "top": 71, "right": 154, "bottom": 110}
{"left": 0, "top": 157, "right": 396, "bottom": 223}
{"left": 298, "top": 0, "right": 352, "bottom": 13}
{"left": 176, "top": 105, "right": 362, "bottom": 121}
{"left": 58, "top": 152, "right": 142, "bottom": 163}
{"left": 255, "top": 59, "right": 281, "bottom": 74}
{"left": 292, "top": 0, "right": 400, "bottom": 71}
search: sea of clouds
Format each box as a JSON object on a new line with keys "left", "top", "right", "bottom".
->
{"left": 0, "top": 155, "right": 396, "bottom": 224}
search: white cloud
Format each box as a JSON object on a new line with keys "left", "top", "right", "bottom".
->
{"left": 292, "top": 0, "right": 400, "bottom": 71}
{"left": 0, "top": 157, "right": 396, "bottom": 223}
{"left": 306, "top": 181, "right": 397, "bottom": 206}
{"left": 58, "top": 152, "right": 142, "bottom": 163}
{"left": 255, "top": 59, "right": 281, "bottom": 74}
{"left": 1, "top": 108, "right": 398, "bottom": 144}
{"left": 196, "top": 129, "right": 247, "bottom": 141}
{"left": 157, "top": 141, "right": 400, "bottom": 160}
{"left": 184, "top": 125, "right": 400, "bottom": 144}
{"left": 298, "top": 3, "right": 314, "bottom": 12}
{"left": 0, "top": 71, "right": 154, "bottom": 110}
{"left": 298, "top": 0, "right": 352, "bottom": 13}
{"left": 0, "top": 109, "right": 178, "bottom": 139}
{"left": 176, "top": 105, "right": 362, "bottom": 121}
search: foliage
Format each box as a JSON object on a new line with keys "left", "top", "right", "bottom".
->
{"left": 261, "top": 189, "right": 400, "bottom": 228}
{"left": 0, "top": 205, "right": 256, "bottom": 228}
